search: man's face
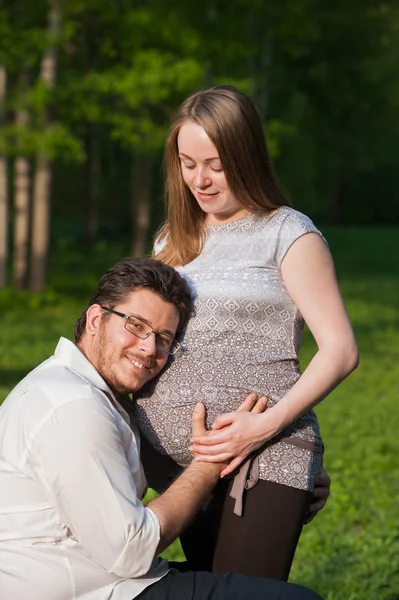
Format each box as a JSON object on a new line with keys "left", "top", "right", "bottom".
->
{"left": 84, "top": 288, "right": 180, "bottom": 395}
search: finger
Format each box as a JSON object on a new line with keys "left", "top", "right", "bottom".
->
{"left": 191, "top": 403, "right": 207, "bottom": 437}
{"left": 311, "top": 485, "right": 329, "bottom": 500}
{"left": 250, "top": 396, "right": 269, "bottom": 414}
{"left": 190, "top": 441, "right": 229, "bottom": 455}
{"left": 191, "top": 429, "right": 231, "bottom": 445}
{"left": 304, "top": 499, "right": 326, "bottom": 524}
{"left": 195, "top": 452, "right": 232, "bottom": 463}
{"left": 211, "top": 413, "right": 235, "bottom": 430}
{"left": 236, "top": 392, "right": 258, "bottom": 412}
{"left": 220, "top": 455, "right": 245, "bottom": 477}
{"left": 304, "top": 509, "right": 322, "bottom": 525}
{"left": 314, "top": 473, "right": 331, "bottom": 490}
{"left": 304, "top": 504, "right": 325, "bottom": 525}
{"left": 309, "top": 498, "right": 326, "bottom": 513}
{"left": 304, "top": 508, "right": 318, "bottom": 525}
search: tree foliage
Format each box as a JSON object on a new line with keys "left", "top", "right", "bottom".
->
{"left": 0, "top": 0, "right": 397, "bottom": 288}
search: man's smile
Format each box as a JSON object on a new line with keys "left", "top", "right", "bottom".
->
{"left": 126, "top": 355, "right": 150, "bottom": 370}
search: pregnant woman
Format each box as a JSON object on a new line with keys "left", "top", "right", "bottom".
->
{"left": 135, "top": 85, "right": 358, "bottom": 580}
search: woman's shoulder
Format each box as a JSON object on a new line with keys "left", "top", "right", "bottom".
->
{"left": 249, "top": 206, "right": 318, "bottom": 235}
{"left": 267, "top": 206, "right": 317, "bottom": 230}
{"left": 262, "top": 206, "right": 327, "bottom": 266}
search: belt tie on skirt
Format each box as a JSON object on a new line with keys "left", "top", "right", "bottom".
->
{"left": 228, "top": 436, "right": 324, "bottom": 517}
{"left": 229, "top": 457, "right": 259, "bottom": 517}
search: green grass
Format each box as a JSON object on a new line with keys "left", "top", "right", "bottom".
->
{"left": 289, "top": 227, "right": 399, "bottom": 599}
{"left": 1, "top": 227, "right": 398, "bottom": 599}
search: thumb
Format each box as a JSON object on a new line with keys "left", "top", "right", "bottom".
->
{"left": 191, "top": 402, "right": 206, "bottom": 437}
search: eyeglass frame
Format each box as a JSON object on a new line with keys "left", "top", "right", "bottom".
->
{"left": 99, "top": 306, "right": 181, "bottom": 356}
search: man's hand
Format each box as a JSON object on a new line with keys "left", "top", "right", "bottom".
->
{"left": 147, "top": 394, "right": 269, "bottom": 553}
{"left": 190, "top": 402, "right": 225, "bottom": 476}
{"left": 148, "top": 400, "right": 237, "bottom": 552}
{"left": 191, "top": 402, "right": 208, "bottom": 437}
{"left": 304, "top": 465, "right": 331, "bottom": 524}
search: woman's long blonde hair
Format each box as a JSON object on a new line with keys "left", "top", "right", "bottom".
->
{"left": 155, "top": 85, "right": 289, "bottom": 266}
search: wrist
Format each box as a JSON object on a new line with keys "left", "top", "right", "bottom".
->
{"left": 189, "top": 458, "right": 223, "bottom": 480}
{"left": 263, "top": 401, "right": 289, "bottom": 437}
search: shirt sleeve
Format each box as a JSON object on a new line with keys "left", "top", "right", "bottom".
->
{"left": 274, "top": 209, "right": 328, "bottom": 267}
{"left": 29, "top": 394, "right": 161, "bottom": 578}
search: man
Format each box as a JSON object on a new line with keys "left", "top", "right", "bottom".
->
{"left": 0, "top": 257, "right": 326, "bottom": 600}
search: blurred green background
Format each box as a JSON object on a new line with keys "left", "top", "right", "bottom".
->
{"left": 0, "top": 2, "right": 398, "bottom": 599}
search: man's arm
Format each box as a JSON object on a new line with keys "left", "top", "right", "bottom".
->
{"left": 147, "top": 394, "right": 268, "bottom": 552}
{"left": 31, "top": 394, "right": 162, "bottom": 578}
{"left": 146, "top": 403, "right": 221, "bottom": 553}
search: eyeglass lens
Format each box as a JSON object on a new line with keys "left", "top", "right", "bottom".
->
{"left": 126, "top": 316, "right": 177, "bottom": 354}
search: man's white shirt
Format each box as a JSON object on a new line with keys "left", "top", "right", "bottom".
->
{"left": 0, "top": 337, "right": 168, "bottom": 600}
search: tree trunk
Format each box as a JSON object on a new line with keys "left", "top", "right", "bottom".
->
{"left": 131, "top": 154, "right": 153, "bottom": 258}
{"left": 13, "top": 73, "right": 31, "bottom": 292}
{"left": 0, "top": 66, "right": 7, "bottom": 288}
{"left": 13, "top": 156, "right": 31, "bottom": 291}
{"left": 29, "top": 0, "right": 60, "bottom": 292}
{"left": 0, "top": 154, "right": 7, "bottom": 288}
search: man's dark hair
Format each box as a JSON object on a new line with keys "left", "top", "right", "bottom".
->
{"left": 74, "top": 257, "right": 193, "bottom": 343}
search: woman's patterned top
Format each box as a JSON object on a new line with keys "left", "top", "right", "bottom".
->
{"left": 135, "top": 207, "right": 326, "bottom": 492}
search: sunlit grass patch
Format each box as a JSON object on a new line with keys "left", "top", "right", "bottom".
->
{"left": 1, "top": 228, "right": 398, "bottom": 599}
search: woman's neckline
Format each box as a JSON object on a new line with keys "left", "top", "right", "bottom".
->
{"left": 206, "top": 207, "right": 284, "bottom": 230}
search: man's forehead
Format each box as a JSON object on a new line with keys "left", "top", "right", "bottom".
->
{"left": 119, "top": 287, "right": 162, "bottom": 308}
{"left": 119, "top": 288, "right": 180, "bottom": 331}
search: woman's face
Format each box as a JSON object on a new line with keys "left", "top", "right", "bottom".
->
{"left": 177, "top": 121, "right": 246, "bottom": 225}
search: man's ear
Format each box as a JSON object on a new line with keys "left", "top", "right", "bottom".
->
{"left": 85, "top": 304, "right": 104, "bottom": 336}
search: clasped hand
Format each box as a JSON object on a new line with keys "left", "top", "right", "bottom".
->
{"left": 190, "top": 393, "right": 279, "bottom": 477}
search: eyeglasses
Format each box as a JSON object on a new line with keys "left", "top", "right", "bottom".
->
{"left": 100, "top": 306, "right": 180, "bottom": 356}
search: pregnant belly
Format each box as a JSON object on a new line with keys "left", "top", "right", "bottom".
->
{"left": 135, "top": 384, "right": 258, "bottom": 465}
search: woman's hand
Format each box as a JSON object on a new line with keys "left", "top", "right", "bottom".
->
{"left": 190, "top": 397, "right": 281, "bottom": 477}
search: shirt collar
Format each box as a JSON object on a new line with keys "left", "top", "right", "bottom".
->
{"left": 53, "top": 337, "right": 131, "bottom": 422}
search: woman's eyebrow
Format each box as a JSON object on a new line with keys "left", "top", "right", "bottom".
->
{"left": 179, "top": 153, "right": 221, "bottom": 163}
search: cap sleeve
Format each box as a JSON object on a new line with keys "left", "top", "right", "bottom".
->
{"left": 274, "top": 209, "right": 328, "bottom": 267}
{"left": 153, "top": 235, "right": 167, "bottom": 257}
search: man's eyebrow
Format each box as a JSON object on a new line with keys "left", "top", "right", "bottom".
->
{"left": 130, "top": 313, "right": 175, "bottom": 338}
{"left": 179, "top": 153, "right": 221, "bottom": 163}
